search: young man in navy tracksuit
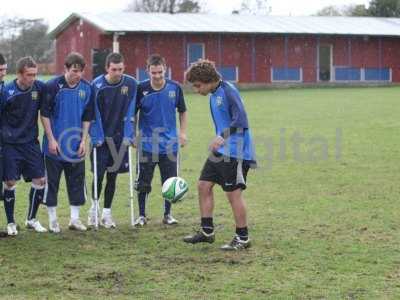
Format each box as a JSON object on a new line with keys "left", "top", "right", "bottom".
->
{"left": 0, "top": 57, "right": 47, "bottom": 235}
{"left": 134, "top": 54, "right": 188, "bottom": 226}
{"left": 88, "top": 52, "right": 137, "bottom": 228}
{"left": 41, "top": 52, "right": 94, "bottom": 233}
{"left": 0, "top": 53, "right": 8, "bottom": 238}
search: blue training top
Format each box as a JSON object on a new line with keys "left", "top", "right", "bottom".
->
{"left": 41, "top": 75, "right": 95, "bottom": 162}
{"left": 210, "top": 81, "right": 256, "bottom": 163}
{"left": 90, "top": 74, "right": 138, "bottom": 146}
{"left": 136, "top": 79, "right": 186, "bottom": 154}
{"left": 0, "top": 79, "right": 45, "bottom": 144}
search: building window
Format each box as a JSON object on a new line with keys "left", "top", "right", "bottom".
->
{"left": 365, "top": 68, "right": 391, "bottom": 81}
{"left": 334, "top": 67, "right": 361, "bottom": 81}
{"left": 217, "top": 66, "right": 238, "bottom": 82}
{"left": 136, "top": 67, "right": 172, "bottom": 81}
{"left": 271, "top": 67, "right": 302, "bottom": 82}
{"left": 187, "top": 43, "right": 204, "bottom": 66}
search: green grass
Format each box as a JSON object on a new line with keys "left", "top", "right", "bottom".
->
{"left": 1, "top": 86, "right": 400, "bottom": 299}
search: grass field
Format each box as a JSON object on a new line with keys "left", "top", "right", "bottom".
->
{"left": 1, "top": 86, "right": 400, "bottom": 299}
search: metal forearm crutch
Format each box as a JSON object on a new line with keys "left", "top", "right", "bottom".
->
{"left": 128, "top": 146, "right": 137, "bottom": 227}
{"left": 93, "top": 146, "right": 99, "bottom": 230}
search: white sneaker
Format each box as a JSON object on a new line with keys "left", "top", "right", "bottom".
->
{"left": 87, "top": 208, "right": 96, "bottom": 227}
{"left": 162, "top": 214, "right": 178, "bottom": 225}
{"left": 26, "top": 219, "right": 48, "bottom": 233}
{"left": 7, "top": 223, "right": 18, "bottom": 236}
{"left": 101, "top": 213, "right": 116, "bottom": 229}
{"left": 87, "top": 204, "right": 100, "bottom": 227}
{"left": 68, "top": 219, "right": 87, "bottom": 231}
{"left": 49, "top": 220, "right": 61, "bottom": 233}
{"left": 134, "top": 216, "right": 148, "bottom": 227}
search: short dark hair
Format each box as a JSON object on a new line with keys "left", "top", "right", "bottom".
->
{"left": 185, "top": 59, "right": 221, "bottom": 83}
{"left": 146, "top": 54, "right": 166, "bottom": 68}
{"left": 0, "top": 53, "right": 5, "bottom": 65}
{"left": 16, "top": 56, "right": 37, "bottom": 74}
{"left": 105, "top": 52, "right": 124, "bottom": 68}
{"left": 64, "top": 52, "right": 86, "bottom": 70}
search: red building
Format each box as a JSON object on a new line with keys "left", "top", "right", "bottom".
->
{"left": 50, "top": 13, "right": 400, "bottom": 84}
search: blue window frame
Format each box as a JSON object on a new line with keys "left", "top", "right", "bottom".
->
{"left": 365, "top": 68, "right": 390, "bottom": 81}
{"left": 272, "top": 67, "right": 301, "bottom": 81}
{"left": 187, "top": 43, "right": 204, "bottom": 66}
{"left": 335, "top": 67, "right": 361, "bottom": 81}
{"left": 217, "top": 66, "right": 238, "bottom": 82}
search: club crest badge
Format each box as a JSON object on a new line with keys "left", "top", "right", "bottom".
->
{"left": 121, "top": 86, "right": 129, "bottom": 95}
{"left": 216, "top": 96, "right": 223, "bottom": 106}
{"left": 169, "top": 90, "right": 176, "bottom": 99}
{"left": 79, "top": 90, "right": 86, "bottom": 99}
{"left": 31, "top": 91, "right": 38, "bottom": 101}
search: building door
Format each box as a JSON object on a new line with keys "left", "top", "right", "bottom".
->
{"left": 318, "top": 45, "right": 332, "bottom": 81}
{"left": 187, "top": 43, "right": 204, "bottom": 66}
{"left": 92, "top": 48, "right": 111, "bottom": 79}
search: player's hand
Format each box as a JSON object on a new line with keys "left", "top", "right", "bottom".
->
{"left": 209, "top": 136, "right": 224, "bottom": 152}
{"left": 77, "top": 141, "right": 86, "bottom": 157}
{"left": 179, "top": 132, "right": 188, "bottom": 147}
{"left": 49, "top": 139, "right": 60, "bottom": 155}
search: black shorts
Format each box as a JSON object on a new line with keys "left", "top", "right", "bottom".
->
{"left": 90, "top": 141, "right": 129, "bottom": 175}
{"left": 44, "top": 155, "right": 86, "bottom": 207}
{"left": 199, "top": 155, "right": 250, "bottom": 192}
{"left": 135, "top": 151, "right": 177, "bottom": 194}
{"left": 3, "top": 140, "right": 45, "bottom": 182}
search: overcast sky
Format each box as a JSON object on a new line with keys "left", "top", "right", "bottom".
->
{"left": 2, "top": 0, "right": 371, "bottom": 30}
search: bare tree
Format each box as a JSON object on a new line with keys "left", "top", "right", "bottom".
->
{"left": 0, "top": 18, "right": 53, "bottom": 73}
{"left": 239, "top": 0, "right": 270, "bottom": 15}
{"left": 126, "top": 0, "right": 201, "bottom": 13}
{"left": 316, "top": 4, "right": 369, "bottom": 16}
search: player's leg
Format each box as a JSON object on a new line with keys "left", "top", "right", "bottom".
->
{"left": 0, "top": 145, "right": 7, "bottom": 237}
{"left": 159, "top": 153, "right": 178, "bottom": 225}
{"left": 88, "top": 145, "right": 107, "bottom": 226}
{"left": 3, "top": 144, "right": 22, "bottom": 235}
{"left": 183, "top": 157, "right": 219, "bottom": 244}
{"left": 4, "top": 180, "right": 17, "bottom": 236}
{"left": 134, "top": 151, "right": 156, "bottom": 226}
{"left": 44, "top": 156, "right": 63, "bottom": 233}
{"left": 220, "top": 160, "right": 251, "bottom": 251}
{"left": 65, "top": 161, "right": 87, "bottom": 231}
{"left": 24, "top": 141, "right": 47, "bottom": 233}
{"left": 100, "top": 141, "right": 129, "bottom": 229}
{"left": 101, "top": 171, "right": 118, "bottom": 229}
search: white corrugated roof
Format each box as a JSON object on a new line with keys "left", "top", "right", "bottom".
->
{"left": 50, "top": 12, "right": 400, "bottom": 38}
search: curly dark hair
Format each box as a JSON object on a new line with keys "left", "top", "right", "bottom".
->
{"left": 185, "top": 59, "right": 221, "bottom": 83}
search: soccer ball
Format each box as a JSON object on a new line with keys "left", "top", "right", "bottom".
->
{"left": 162, "top": 177, "right": 188, "bottom": 203}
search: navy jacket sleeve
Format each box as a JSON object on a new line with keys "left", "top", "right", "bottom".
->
{"left": 38, "top": 81, "right": 48, "bottom": 116}
{"left": 82, "top": 85, "right": 95, "bottom": 122}
{"left": 176, "top": 85, "right": 187, "bottom": 113}
{"left": 41, "top": 80, "right": 57, "bottom": 118}
{"left": 135, "top": 84, "right": 144, "bottom": 113}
